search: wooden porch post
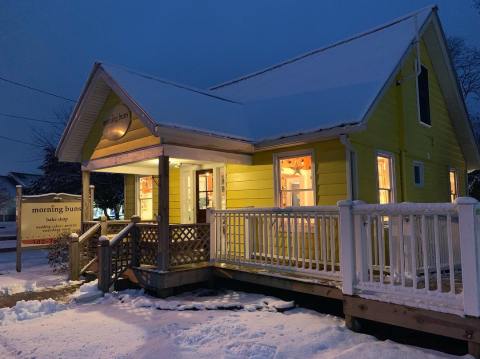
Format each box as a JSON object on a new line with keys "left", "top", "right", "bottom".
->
{"left": 157, "top": 155, "right": 170, "bottom": 271}
{"left": 81, "top": 170, "right": 92, "bottom": 221}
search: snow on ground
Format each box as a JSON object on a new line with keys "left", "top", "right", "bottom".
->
{"left": 0, "top": 286, "right": 470, "bottom": 359}
{"left": 0, "top": 250, "right": 69, "bottom": 295}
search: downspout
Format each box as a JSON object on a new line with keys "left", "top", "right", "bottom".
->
{"left": 340, "top": 134, "right": 355, "bottom": 201}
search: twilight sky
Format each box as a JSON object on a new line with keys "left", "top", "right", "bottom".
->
{"left": 0, "top": 0, "right": 479, "bottom": 175}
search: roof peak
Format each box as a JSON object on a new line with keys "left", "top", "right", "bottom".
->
{"left": 210, "top": 5, "right": 436, "bottom": 91}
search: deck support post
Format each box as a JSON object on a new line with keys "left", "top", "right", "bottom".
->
{"left": 469, "top": 341, "right": 480, "bottom": 359}
{"left": 131, "top": 215, "right": 141, "bottom": 268}
{"left": 338, "top": 200, "right": 355, "bottom": 295}
{"left": 81, "top": 170, "right": 93, "bottom": 222}
{"left": 97, "top": 235, "right": 112, "bottom": 293}
{"left": 157, "top": 155, "right": 170, "bottom": 271}
{"left": 68, "top": 233, "right": 80, "bottom": 281}
{"left": 456, "top": 197, "right": 480, "bottom": 317}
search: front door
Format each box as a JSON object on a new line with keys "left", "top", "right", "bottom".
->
{"left": 196, "top": 169, "right": 213, "bottom": 223}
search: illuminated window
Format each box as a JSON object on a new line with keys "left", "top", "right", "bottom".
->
{"left": 377, "top": 153, "right": 394, "bottom": 204}
{"left": 197, "top": 170, "right": 214, "bottom": 210}
{"left": 278, "top": 153, "right": 315, "bottom": 207}
{"left": 139, "top": 176, "right": 153, "bottom": 220}
{"left": 449, "top": 169, "right": 458, "bottom": 202}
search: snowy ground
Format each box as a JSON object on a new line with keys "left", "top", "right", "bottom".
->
{"left": 0, "top": 250, "right": 68, "bottom": 295}
{"left": 0, "top": 286, "right": 470, "bottom": 359}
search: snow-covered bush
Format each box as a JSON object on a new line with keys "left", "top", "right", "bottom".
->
{"left": 47, "top": 232, "right": 72, "bottom": 272}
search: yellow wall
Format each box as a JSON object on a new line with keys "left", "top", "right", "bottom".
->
{"left": 226, "top": 140, "right": 348, "bottom": 208}
{"left": 82, "top": 92, "right": 159, "bottom": 161}
{"left": 350, "top": 40, "right": 466, "bottom": 203}
{"left": 123, "top": 167, "right": 180, "bottom": 223}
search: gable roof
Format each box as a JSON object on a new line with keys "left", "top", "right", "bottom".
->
{"left": 57, "top": 5, "right": 480, "bottom": 169}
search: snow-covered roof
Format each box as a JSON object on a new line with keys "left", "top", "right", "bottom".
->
{"left": 211, "top": 7, "right": 433, "bottom": 141}
{"left": 57, "top": 5, "right": 480, "bottom": 169}
{"left": 101, "top": 64, "right": 250, "bottom": 140}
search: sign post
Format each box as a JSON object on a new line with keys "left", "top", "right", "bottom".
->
{"left": 16, "top": 189, "right": 82, "bottom": 272}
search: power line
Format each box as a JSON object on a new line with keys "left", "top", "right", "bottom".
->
{"left": 0, "top": 75, "right": 77, "bottom": 103}
{"left": 0, "top": 112, "right": 59, "bottom": 125}
{"left": 0, "top": 135, "right": 37, "bottom": 147}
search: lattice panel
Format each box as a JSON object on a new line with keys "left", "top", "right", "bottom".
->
{"left": 169, "top": 224, "right": 210, "bottom": 266}
{"left": 111, "top": 231, "right": 133, "bottom": 282}
{"left": 138, "top": 224, "right": 158, "bottom": 266}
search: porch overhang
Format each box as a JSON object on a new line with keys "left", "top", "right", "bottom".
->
{"left": 81, "top": 144, "right": 252, "bottom": 174}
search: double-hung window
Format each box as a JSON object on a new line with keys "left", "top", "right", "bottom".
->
{"left": 376, "top": 153, "right": 395, "bottom": 204}
{"left": 276, "top": 152, "right": 315, "bottom": 207}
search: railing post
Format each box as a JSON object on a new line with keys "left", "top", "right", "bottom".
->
{"left": 131, "top": 215, "right": 141, "bottom": 268}
{"left": 68, "top": 233, "right": 80, "bottom": 281}
{"left": 338, "top": 200, "right": 355, "bottom": 295}
{"left": 100, "top": 215, "right": 108, "bottom": 236}
{"left": 97, "top": 235, "right": 112, "bottom": 293}
{"left": 352, "top": 200, "right": 367, "bottom": 282}
{"left": 207, "top": 209, "right": 216, "bottom": 262}
{"left": 456, "top": 197, "right": 480, "bottom": 317}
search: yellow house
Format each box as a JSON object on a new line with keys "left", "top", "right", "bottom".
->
{"left": 57, "top": 5, "right": 479, "bottom": 225}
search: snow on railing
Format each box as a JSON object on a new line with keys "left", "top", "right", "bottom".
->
{"left": 210, "top": 206, "right": 341, "bottom": 279}
{"left": 210, "top": 198, "right": 480, "bottom": 317}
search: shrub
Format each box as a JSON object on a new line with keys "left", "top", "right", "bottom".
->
{"left": 47, "top": 232, "right": 73, "bottom": 273}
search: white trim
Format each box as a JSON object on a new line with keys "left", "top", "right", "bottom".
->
{"left": 412, "top": 160, "right": 425, "bottom": 187}
{"left": 162, "top": 144, "right": 252, "bottom": 164}
{"left": 375, "top": 150, "right": 396, "bottom": 204}
{"left": 273, "top": 149, "right": 317, "bottom": 207}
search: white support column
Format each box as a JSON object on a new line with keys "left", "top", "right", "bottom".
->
{"left": 456, "top": 197, "right": 480, "bottom": 317}
{"left": 338, "top": 200, "right": 355, "bottom": 295}
{"left": 352, "top": 200, "right": 367, "bottom": 282}
{"left": 207, "top": 208, "right": 216, "bottom": 262}
{"left": 81, "top": 170, "right": 92, "bottom": 222}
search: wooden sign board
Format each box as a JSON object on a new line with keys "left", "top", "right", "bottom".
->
{"left": 16, "top": 186, "right": 82, "bottom": 271}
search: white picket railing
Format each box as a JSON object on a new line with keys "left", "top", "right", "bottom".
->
{"left": 209, "top": 198, "right": 480, "bottom": 317}
{"left": 351, "top": 202, "right": 464, "bottom": 314}
{"left": 210, "top": 206, "right": 341, "bottom": 279}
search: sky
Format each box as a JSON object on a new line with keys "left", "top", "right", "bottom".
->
{"left": 0, "top": 0, "right": 479, "bottom": 175}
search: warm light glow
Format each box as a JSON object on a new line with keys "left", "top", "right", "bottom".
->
{"left": 279, "top": 155, "right": 314, "bottom": 207}
{"left": 197, "top": 171, "right": 213, "bottom": 210}
{"left": 139, "top": 176, "right": 153, "bottom": 220}
{"left": 377, "top": 155, "right": 393, "bottom": 204}
{"left": 449, "top": 169, "right": 458, "bottom": 202}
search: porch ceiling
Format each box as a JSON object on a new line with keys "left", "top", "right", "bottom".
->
{"left": 94, "top": 157, "right": 222, "bottom": 175}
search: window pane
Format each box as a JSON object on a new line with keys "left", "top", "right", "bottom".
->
{"left": 140, "top": 199, "right": 153, "bottom": 220}
{"left": 379, "top": 189, "right": 390, "bottom": 204}
{"left": 139, "top": 176, "right": 153, "bottom": 220}
{"left": 377, "top": 155, "right": 392, "bottom": 190}
{"left": 449, "top": 170, "right": 458, "bottom": 202}
{"left": 418, "top": 65, "right": 431, "bottom": 125}
{"left": 279, "top": 155, "right": 314, "bottom": 207}
{"left": 139, "top": 176, "right": 153, "bottom": 199}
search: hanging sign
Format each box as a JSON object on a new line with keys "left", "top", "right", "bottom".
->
{"left": 103, "top": 103, "right": 131, "bottom": 141}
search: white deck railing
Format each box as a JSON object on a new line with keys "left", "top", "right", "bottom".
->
{"left": 210, "top": 198, "right": 480, "bottom": 317}
{"left": 210, "top": 206, "right": 341, "bottom": 279}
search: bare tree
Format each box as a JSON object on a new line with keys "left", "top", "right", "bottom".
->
{"left": 447, "top": 37, "right": 480, "bottom": 104}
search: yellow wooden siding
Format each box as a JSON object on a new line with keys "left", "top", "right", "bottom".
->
{"left": 350, "top": 39, "right": 466, "bottom": 203}
{"left": 124, "top": 174, "right": 136, "bottom": 219}
{"left": 82, "top": 91, "right": 159, "bottom": 161}
{"left": 226, "top": 140, "right": 347, "bottom": 208}
{"left": 123, "top": 168, "right": 181, "bottom": 223}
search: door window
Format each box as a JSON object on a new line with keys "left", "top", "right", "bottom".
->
{"left": 139, "top": 176, "right": 153, "bottom": 220}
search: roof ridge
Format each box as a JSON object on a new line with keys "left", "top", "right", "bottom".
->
{"left": 100, "top": 62, "right": 243, "bottom": 105}
{"left": 210, "top": 5, "right": 436, "bottom": 91}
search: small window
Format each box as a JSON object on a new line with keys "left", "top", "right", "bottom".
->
{"left": 139, "top": 176, "right": 153, "bottom": 220}
{"left": 417, "top": 64, "right": 431, "bottom": 126}
{"left": 376, "top": 153, "right": 395, "bottom": 204}
{"left": 413, "top": 161, "right": 424, "bottom": 187}
{"left": 277, "top": 153, "right": 315, "bottom": 207}
{"left": 449, "top": 169, "right": 458, "bottom": 202}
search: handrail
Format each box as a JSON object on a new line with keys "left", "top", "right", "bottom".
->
{"left": 353, "top": 202, "right": 457, "bottom": 215}
{"left": 213, "top": 206, "right": 338, "bottom": 214}
{"left": 110, "top": 222, "right": 135, "bottom": 248}
{"left": 78, "top": 223, "right": 101, "bottom": 244}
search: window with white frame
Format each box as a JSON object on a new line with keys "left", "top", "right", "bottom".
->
{"left": 138, "top": 176, "right": 153, "bottom": 220}
{"left": 449, "top": 168, "right": 458, "bottom": 202}
{"left": 376, "top": 153, "right": 395, "bottom": 204}
{"left": 277, "top": 152, "right": 315, "bottom": 207}
{"left": 413, "top": 161, "right": 424, "bottom": 187}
